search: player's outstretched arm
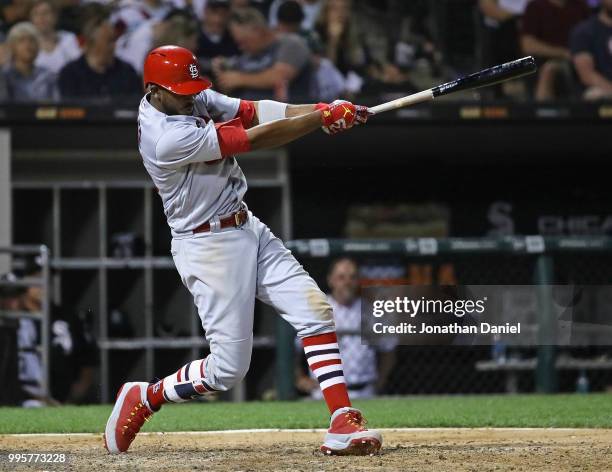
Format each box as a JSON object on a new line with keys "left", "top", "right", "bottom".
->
{"left": 246, "top": 109, "right": 324, "bottom": 151}
{"left": 246, "top": 102, "right": 318, "bottom": 127}
{"left": 246, "top": 100, "right": 363, "bottom": 151}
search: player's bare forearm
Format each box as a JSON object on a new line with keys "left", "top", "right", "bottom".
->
{"left": 573, "top": 54, "right": 612, "bottom": 91}
{"left": 286, "top": 104, "right": 317, "bottom": 117}
{"left": 250, "top": 103, "right": 315, "bottom": 127}
{"left": 246, "top": 111, "right": 322, "bottom": 151}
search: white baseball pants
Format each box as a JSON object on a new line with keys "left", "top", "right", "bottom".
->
{"left": 171, "top": 211, "right": 334, "bottom": 392}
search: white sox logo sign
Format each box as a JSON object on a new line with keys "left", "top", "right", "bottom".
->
{"left": 188, "top": 63, "right": 199, "bottom": 79}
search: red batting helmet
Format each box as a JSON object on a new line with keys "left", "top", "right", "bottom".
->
{"left": 143, "top": 45, "right": 212, "bottom": 95}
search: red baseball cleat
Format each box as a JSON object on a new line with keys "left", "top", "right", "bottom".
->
{"left": 104, "top": 382, "right": 153, "bottom": 454}
{"left": 320, "top": 407, "right": 382, "bottom": 456}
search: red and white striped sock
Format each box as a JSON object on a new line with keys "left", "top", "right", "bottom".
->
{"left": 146, "top": 358, "right": 217, "bottom": 410}
{"left": 302, "top": 332, "right": 351, "bottom": 414}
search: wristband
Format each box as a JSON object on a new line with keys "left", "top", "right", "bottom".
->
{"left": 258, "top": 100, "right": 288, "bottom": 123}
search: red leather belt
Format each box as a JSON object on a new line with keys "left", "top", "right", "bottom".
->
{"left": 192, "top": 209, "right": 248, "bottom": 234}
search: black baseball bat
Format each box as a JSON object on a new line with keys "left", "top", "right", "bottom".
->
{"left": 368, "top": 56, "right": 537, "bottom": 115}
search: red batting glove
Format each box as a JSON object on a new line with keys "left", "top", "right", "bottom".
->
{"left": 316, "top": 100, "right": 357, "bottom": 135}
{"left": 354, "top": 105, "right": 370, "bottom": 125}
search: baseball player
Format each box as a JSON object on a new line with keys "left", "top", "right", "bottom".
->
{"left": 104, "top": 45, "right": 381, "bottom": 456}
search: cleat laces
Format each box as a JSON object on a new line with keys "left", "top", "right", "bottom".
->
{"left": 345, "top": 410, "right": 367, "bottom": 430}
{"left": 121, "top": 402, "right": 152, "bottom": 440}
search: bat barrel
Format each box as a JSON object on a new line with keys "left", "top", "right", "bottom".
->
{"left": 432, "top": 56, "right": 537, "bottom": 98}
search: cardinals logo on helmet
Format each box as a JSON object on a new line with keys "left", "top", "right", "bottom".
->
{"left": 188, "top": 64, "right": 199, "bottom": 79}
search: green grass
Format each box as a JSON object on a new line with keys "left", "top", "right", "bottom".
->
{"left": 1, "top": 395, "right": 611, "bottom": 434}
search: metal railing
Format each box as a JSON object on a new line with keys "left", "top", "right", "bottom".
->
{"left": 283, "top": 236, "right": 612, "bottom": 396}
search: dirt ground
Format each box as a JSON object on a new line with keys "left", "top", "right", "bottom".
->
{"left": 1, "top": 428, "right": 611, "bottom": 472}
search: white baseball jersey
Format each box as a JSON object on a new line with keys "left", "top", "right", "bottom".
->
{"left": 137, "top": 89, "right": 335, "bottom": 394}
{"left": 137, "top": 89, "right": 246, "bottom": 237}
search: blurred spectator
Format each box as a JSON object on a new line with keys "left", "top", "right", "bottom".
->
{"left": 195, "top": 0, "right": 239, "bottom": 76}
{"left": 29, "top": 0, "right": 80, "bottom": 74}
{"left": 274, "top": 0, "right": 342, "bottom": 101}
{"left": 316, "top": 0, "right": 418, "bottom": 95}
{"left": 571, "top": 0, "right": 612, "bottom": 99}
{"left": 521, "top": 0, "right": 590, "bottom": 100}
{"left": 217, "top": 6, "right": 311, "bottom": 100}
{"left": 295, "top": 258, "right": 396, "bottom": 399}
{"left": 314, "top": 0, "right": 369, "bottom": 94}
{"left": 479, "top": 0, "right": 529, "bottom": 64}
{"left": 3, "top": 21, "right": 58, "bottom": 101}
{"left": 269, "top": 0, "right": 322, "bottom": 31}
{"left": 0, "top": 274, "right": 23, "bottom": 406}
{"left": 58, "top": 14, "right": 141, "bottom": 99}
{"left": 479, "top": 0, "right": 530, "bottom": 98}
{"left": 275, "top": 0, "right": 320, "bottom": 51}
{"left": 0, "top": 0, "right": 29, "bottom": 64}
{"left": 1, "top": 0, "right": 30, "bottom": 31}
{"left": 117, "top": 8, "right": 198, "bottom": 74}
{"left": 13, "top": 258, "right": 98, "bottom": 406}
{"left": 12, "top": 276, "right": 48, "bottom": 407}
{"left": 316, "top": 0, "right": 365, "bottom": 77}
{"left": 152, "top": 7, "right": 197, "bottom": 50}
{"left": 111, "top": 0, "right": 172, "bottom": 37}
{"left": 360, "top": 0, "right": 428, "bottom": 93}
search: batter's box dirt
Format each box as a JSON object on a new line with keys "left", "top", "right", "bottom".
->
{"left": 1, "top": 429, "right": 611, "bottom": 471}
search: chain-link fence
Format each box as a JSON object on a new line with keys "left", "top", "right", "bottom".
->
{"left": 286, "top": 237, "right": 612, "bottom": 396}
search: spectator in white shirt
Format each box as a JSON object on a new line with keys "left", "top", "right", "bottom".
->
{"left": 29, "top": 0, "right": 81, "bottom": 74}
{"left": 111, "top": 0, "right": 172, "bottom": 36}
{"left": 116, "top": 9, "right": 198, "bottom": 74}
{"left": 296, "top": 258, "right": 396, "bottom": 399}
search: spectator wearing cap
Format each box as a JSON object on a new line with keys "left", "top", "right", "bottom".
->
{"left": 216, "top": 7, "right": 311, "bottom": 100}
{"left": 58, "top": 14, "right": 141, "bottom": 100}
{"left": 521, "top": 0, "right": 590, "bottom": 100}
{"left": 196, "top": 0, "right": 239, "bottom": 76}
{"left": 269, "top": 0, "right": 322, "bottom": 31}
{"left": 117, "top": 9, "right": 198, "bottom": 74}
{"left": 29, "top": 0, "right": 80, "bottom": 74}
{"left": 3, "top": 21, "right": 58, "bottom": 101}
{"left": 571, "top": 0, "right": 612, "bottom": 99}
